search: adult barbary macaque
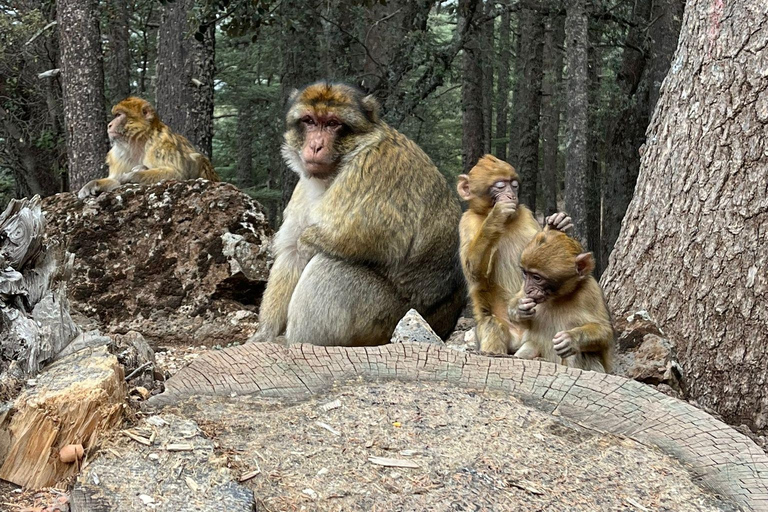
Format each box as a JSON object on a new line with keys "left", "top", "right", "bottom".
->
{"left": 509, "top": 228, "right": 614, "bottom": 373}
{"left": 252, "top": 82, "right": 465, "bottom": 346}
{"left": 78, "top": 97, "right": 219, "bottom": 199}
{"left": 457, "top": 155, "right": 571, "bottom": 355}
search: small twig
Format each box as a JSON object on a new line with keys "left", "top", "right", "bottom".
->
{"left": 125, "top": 361, "right": 153, "bottom": 381}
{"left": 25, "top": 21, "right": 57, "bottom": 46}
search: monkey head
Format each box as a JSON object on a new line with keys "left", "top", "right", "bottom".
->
{"left": 108, "top": 97, "right": 161, "bottom": 144}
{"left": 283, "top": 82, "right": 380, "bottom": 179}
{"left": 456, "top": 155, "right": 520, "bottom": 215}
{"left": 520, "top": 228, "right": 595, "bottom": 303}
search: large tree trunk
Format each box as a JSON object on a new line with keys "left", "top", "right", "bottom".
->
{"left": 509, "top": 8, "right": 545, "bottom": 211}
{"left": 104, "top": 0, "right": 131, "bottom": 106}
{"left": 460, "top": 0, "right": 485, "bottom": 173}
{"left": 600, "top": 0, "right": 684, "bottom": 274}
{"left": 563, "top": 0, "right": 589, "bottom": 245}
{"left": 601, "top": 0, "right": 768, "bottom": 434}
{"left": 156, "top": 0, "right": 215, "bottom": 158}
{"left": 539, "top": 13, "right": 565, "bottom": 217}
{"left": 56, "top": 0, "right": 109, "bottom": 191}
{"left": 481, "top": 0, "right": 494, "bottom": 155}
{"left": 494, "top": 2, "right": 512, "bottom": 161}
{"left": 586, "top": 30, "right": 603, "bottom": 267}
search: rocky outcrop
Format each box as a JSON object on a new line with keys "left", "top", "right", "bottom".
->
{"left": 42, "top": 181, "right": 273, "bottom": 346}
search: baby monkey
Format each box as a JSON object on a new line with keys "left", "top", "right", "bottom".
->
{"left": 509, "top": 228, "right": 614, "bottom": 373}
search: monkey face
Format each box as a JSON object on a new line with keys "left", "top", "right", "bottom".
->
{"left": 522, "top": 269, "right": 554, "bottom": 303}
{"left": 457, "top": 155, "right": 521, "bottom": 214}
{"left": 107, "top": 112, "right": 127, "bottom": 141}
{"left": 489, "top": 178, "right": 519, "bottom": 206}
{"left": 297, "top": 113, "right": 343, "bottom": 177}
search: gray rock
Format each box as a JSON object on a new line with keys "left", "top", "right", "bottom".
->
{"left": 390, "top": 309, "right": 444, "bottom": 345}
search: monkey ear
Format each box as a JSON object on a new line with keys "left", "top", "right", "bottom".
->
{"left": 287, "top": 88, "right": 300, "bottom": 105}
{"left": 456, "top": 174, "right": 472, "bottom": 201}
{"left": 575, "top": 252, "right": 595, "bottom": 277}
{"left": 361, "top": 95, "right": 380, "bottom": 123}
{"left": 142, "top": 105, "right": 155, "bottom": 121}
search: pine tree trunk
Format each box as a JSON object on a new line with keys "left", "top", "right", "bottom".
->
{"left": 481, "top": 0, "right": 494, "bottom": 154}
{"left": 460, "top": 0, "right": 485, "bottom": 173}
{"left": 600, "top": 0, "right": 684, "bottom": 274}
{"left": 156, "top": 0, "right": 215, "bottom": 158}
{"left": 563, "top": 0, "right": 589, "bottom": 245}
{"left": 509, "top": 8, "right": 545, "bottom": 211}
{"left": 494, "top": 3, "right": 511, "bottom": 161}
{"left": 601, "top": 0, "right": 768, "bottom": 434}
{"left": 539, "top": 13, "right": 565, "bottom": 217}
{"left": 56, "top": 0, "right": 109, "bottom": 191}
{"left": 586, "top": 32, "right": 603, "bottom": 269}
{"left": 104, "top": 0, "right": 131, "bottom": 106}
{"left": 236, "top": 103, "right": 255, "bottom": 189}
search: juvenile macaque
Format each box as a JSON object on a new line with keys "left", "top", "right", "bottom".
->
{"left": 457, "top": 155, "right": 571, "bottom": 355}
{"left": 78, "top": 97, "right": 218, "bottom": 199}
{"left": 251, "top": 82, "right": 464, "bottom": 346}
{"left": 509, "top": 228, "right": 614, "bottom": 373}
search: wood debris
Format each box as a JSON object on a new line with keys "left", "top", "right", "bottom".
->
{"left": 367, "top": 456, "right": 420, "bottom": 469}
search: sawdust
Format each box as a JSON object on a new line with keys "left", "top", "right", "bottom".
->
{"left": 173, "top": 380, "right": 738, "bottom": 512}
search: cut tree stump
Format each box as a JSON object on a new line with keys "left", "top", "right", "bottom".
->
{"left": 0, "top": 345, "right": 125, "bottom": 488}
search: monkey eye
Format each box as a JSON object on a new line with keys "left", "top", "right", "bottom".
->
{"left": 532, "top": 274, "right": 542, "bottom": 282}
{"left": 511, "top": 180, "right": 519, "bottom": 189}
{"left": 493, "top": 181, "right": 506, "bottom": 189}
{"left": 325, "top": 119, "right": 341, "bottom": 128}
{"left": 300, "top": 116, "right": 315, "bottom": 126}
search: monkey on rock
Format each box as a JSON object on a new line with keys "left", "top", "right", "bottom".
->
{"left": 78, "top": 97, "right": 219, "bottom": 199}
{"left": 509, "top": 228, "right": 615, "bottom": 373}
{"left": 457, "top": 154, "right": 572, "bottom": 355}
{"left": 251, "top": 82, "right": 465, "bottom": 347}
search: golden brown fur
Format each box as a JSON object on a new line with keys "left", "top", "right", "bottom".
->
{"left": 78, "top": 97, "right": 218, "bottom": 199}
{"left": 458, "top": 155, "right": 543, "bottom": 354}
{"left": 252, "top": 82, "right": 464, "bottom": 347}
{"left": 509, "top": 229, "right": 614, "bottom": 373}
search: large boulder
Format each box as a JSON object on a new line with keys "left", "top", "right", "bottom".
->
{"left": 42, "top": 180, "right": 273, "bottom": 346}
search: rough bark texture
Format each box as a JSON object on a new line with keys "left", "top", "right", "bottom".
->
{"left": 104, "top": 0, "right": 131, "bottom": 106}
{"left": 156, "top": 0, "right": 215, "bottom": 158}
{"left": 509, "top": 8, "right": 545, "bottom": 211}
{"left": 539, "top": 13, "right": 565, "bottom": 217}
{"left": 460, "top": 0, "right": 485, "bottom": 173}
{"left": 481, "top": 0, "right": 494, "bottom": 154}
{"left": 601, "top": 0, "right": 768, "bottom": 434}
{"left": 563, "top": 0, "right": 589, "bottom": 245}
{"left": 600, "top": 0, "right": 684, "bottom": 273}
{"left": 236, "top": 103, "right": 255, "bottom": 189}
{"left": 494, "top": 3, "right": 511, "bottom": 161}
{"left": 586, "top": 33, "right": 602, "bottom": 266}
{"left": 56, "top": 0, "right": 109, "bottom": 191}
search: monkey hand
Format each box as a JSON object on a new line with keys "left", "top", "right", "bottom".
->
{"left": 545, "top": 212, "right": 573, "bottom": 232}
{"left": 77, "top": 180, "right": 100, "bottom": 200}
{"left": 490, "top": 200, "right": 517, "bottom": 224}
{"left": 517, "top": 297, "right": 537, "bottom": 319}
{"left": 553, "top": 330, "right": 578, "bottom": 358}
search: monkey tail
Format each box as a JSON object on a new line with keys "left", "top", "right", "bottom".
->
{"left": 193, "top": 153, "right": 220, "bottom": 182}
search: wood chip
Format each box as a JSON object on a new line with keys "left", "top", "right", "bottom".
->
{"left": 625, "top": 498, "right": 649, "bottom": 511}
{"left": 239, "top": 467, "right": 261, "bottom": 482}
{"left": 185, "top": 476, "right": 198, "bottom": 493}
{"left": 368, "top": 456, "right": 420, "bottom": 469}
{"left": 321, "top": 399, "right": 341, "bottom": 411}
{"left": 507, "top": 480, "right": 544, "bottom": 495}
{"left": 315, "top": 421, "right": 340, "bottom": 436}
{"left": 166, "top": 443, "right": 194, "bottom": 451}
{"left": 123, "top": 431, "right": 151, "bottom": 446}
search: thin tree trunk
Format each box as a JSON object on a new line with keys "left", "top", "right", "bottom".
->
{"left": 57, "top": 0, "right": 109, "bottom": 191}
{"left": 481, "top": 0, "right": 494, "bottom": 154}
{"left": 460, "top": 0, "right": 485, "bottom": 173}
{"left": 510, "top": 8, "right": 545, "bottom": 211}
{"left": 156, "top": 0, "right": 215, "bottom": 158}
{"left": 563, "top": 0, "right": 589, "bottom": 245}
{"left": 494, "top": 2, "right": 511, "bottom": 160}
{"left": 104, "top": 0, "right": 131, "bottom": 106}
{"left": 601, "top": 0, "right": 767, "bottom": 434}
{"left": 236, "top": 103, "right": 255, "bottom": 189}
{"left": 600, "top": 0, "right": 683, "bottom": 272}
{"left": 586, "top": 29, "right": 603, "bottom": 268}
{"left": 539, "top": 12, "right": 565, "bottom": 217}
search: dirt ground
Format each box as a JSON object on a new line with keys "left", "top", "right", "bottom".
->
{"left": 169, "top": 380, "right": 739, "bottom": 512}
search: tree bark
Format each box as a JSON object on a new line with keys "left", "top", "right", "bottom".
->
{"left": 460, "top": 0, "right": 485, "bottom": 173}
{"left": 56, "top": 0, "right": 109, "bottom": 191}
{"left": 509, "top": 8, "right": 545, "bottom": 211}
{"left": 156, "top": 0, "right": 215, "bottom": 158}
{"left": 563, "top": 0, "right": 589, "bottom": 245}
{"left": 104, "top": 0, "right": 131, "bottom": 106}
{"left": 586, "top": 28, "right": 602, "bottom": 268}
{"left": 539, "top": 12, "right": 565, "bottom": 217}
{"left": 600, "top": 0, "right": 684, "bottom": 272}
{"left": 481, "top": 0, "right": 494, "bottom": 154}
{"left": 601, "top": 0, "right": 768, "bottom": 433}
{"left": 494, "top": 2, "right": 512, "bottom": 161}
{"left": 236, "top": 103, "right": 255, "bottom": 189}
